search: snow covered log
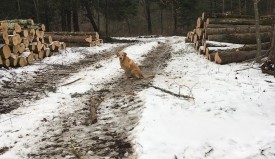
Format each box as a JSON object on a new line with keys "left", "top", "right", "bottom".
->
{"left": 17, "top": 56, "right": 27, "bottom": 67}
{"left": 47, "top": 35, "right": 90, "bottom": 44}
{"left": 0, "top": 19, "right": 34, "bottom": 26}
{"left": 208, "top": 32, "right": 271, "bottom": 44}
{"left": 21, "top": 51, "right": 34, "bottom": 64}
{"left": 9, "top": 53, "right": 18, "bottom": 67}
{"left": 214, "top": 50, "right": 268, "bottom": 64}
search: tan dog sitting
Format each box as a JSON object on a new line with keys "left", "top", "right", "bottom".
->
{"left": 116, "top": 51, "right": 144, "bottom": 79}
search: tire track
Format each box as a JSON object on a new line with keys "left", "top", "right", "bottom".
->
{"left": 0, "top": 44, "right": 131, "bottom": 114}
{"left": 26, "top": 42, "right": 172, "bottom": 159}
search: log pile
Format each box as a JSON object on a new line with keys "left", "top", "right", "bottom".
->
{"left": 186, "top": 12, "right": 273, "bottom": 65}
{"left": 0, "top": 19, "right": 66, "bottom": 68}
{"left": 45, "top": 32, "right": 103, "bottom": 47}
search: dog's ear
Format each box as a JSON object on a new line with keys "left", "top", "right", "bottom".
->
{"left": 124, "top": 52, "right": 127, "bottom": 56}
{"left": 116, "top": 52, "right": 119, "bottom": 57}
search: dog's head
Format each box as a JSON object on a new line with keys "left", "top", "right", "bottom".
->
{"left": 116, "top": 51, "right": 127, "bottom": 61}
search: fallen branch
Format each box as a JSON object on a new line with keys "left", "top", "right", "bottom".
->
{"left": 139, "top": 83, "right": 194, "bottom": 99}
{"left": 61, "top": 78, "right": 82, "bottom": 87}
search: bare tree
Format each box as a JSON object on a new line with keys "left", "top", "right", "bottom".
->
{"left": 82, "top": 0, "right": 99, "bottom": 32}
{"left": 72, "top": 0, "right": 80, "bottom": 32}
{"left": 253, "top": 0, "right": 261, "bottom": 63}
{"left": 273, "top": 3, "right": 275, "bottom": 76}
{"left": 16, "top": 0, "right": 21, "bottom": 17}
{"left": 33, "top": 0, "right": 39, "bottom": 22}
{"left": 140, "top": 0, "right": 153, "bottom": 34}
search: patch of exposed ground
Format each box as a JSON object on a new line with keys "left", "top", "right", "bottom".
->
{"left": 26, "top": 42, "right": 172, "bottom": 158}
{"left": 0, "top": 44, "right": 130, "bottom": 114}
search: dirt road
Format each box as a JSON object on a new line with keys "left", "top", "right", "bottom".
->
{"left": 0, "top": 40, "right": 172, "bottom": 158}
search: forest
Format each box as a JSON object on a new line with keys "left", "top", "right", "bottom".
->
{"left": 0, "top": 0, "right": 274, "bottom": 36}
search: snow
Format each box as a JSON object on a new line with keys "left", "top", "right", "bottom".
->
{"left": 0, "top": 39, "right": 161, "bottom": 158}
{"left": 133, "top": 37, "right": 275, "bottom": 159}
{"left": 1, "top": 36, "right": 275, "bottom": 159}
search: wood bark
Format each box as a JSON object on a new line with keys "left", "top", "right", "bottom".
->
{"left": 202, "top": 12, "right": 254, "bottom": 20}
{"left": 83, "top": 0, "right": 99, "bottom": 32}
{"left": 207, "top": 32, "right": 271, "bottom": 44}
{"left": 0, "top": 19, "right": 34, "bottom": 25}
{"left": 206, "top": 18, "right": 273, "bottom": 26}
{"left": 205, "top": 25, "right": 272, "bottom": 36}
{"left": 45, "top": 32, "right": 99, "bottom": 39}
{"left": 253, "top": 0, "right": 261, "bottom": 63}
{"left": 49, "top": 35, "right": 92, "bottom": 44}
{"left": 214, "top": 50, "right": 267, "bottom": 64}
{"left": 238, "top": 42, "right": 271, "bottom": 51}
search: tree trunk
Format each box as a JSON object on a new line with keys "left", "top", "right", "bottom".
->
{"left": 66, "top": 10, "right": 72, "bottom": 32}
{"left": 46, "top": 31, "right": 99, "bottom": 37}
{"left": 16, "top": 0, "right": 21, "bottom": 17}
{"left": 49, "top": 35, "right": 92, "bottom": 44}
{"left": 160, "top": 7, "right": 163, "bottom": 35}
{"left": 72, "top": 1, "right": 80, "bottom": 32}
{"left": 172, "top": 1, "right": 177, "bottom": 35}
{"left": 126, "top": 18, "right": 131, "bottom": 34}
{"left": 253, "top": 0, "right": 261, "bottom": 63}
{"left": 215, "top": 50, "right": 267, "bottom": 64}
{"left": 0, "top": 44, "right": 11, "bottom": 59}
{"left": 61, "top": 8, "right": 67, "bottom": 31}
{"left": 9, "top": 53, "right": 18, "bottom": 67}
{"left": 83, "top": 0, "right": 99, "bottom": 32}
{"left": 206, "top": 18, "right": 273, "bottom": 26}
{"left": 205, "top": 25, "right": 273, "bottom": 36}
{"left": 33, "top": 0, "right": 39, "bottom": 23}
{"left": 142, "top": 0, "right": 152, "bottom": 34}
{"left": 238, "top": 42, "right": 271, "bottom": 51}
{"left": 105, "top": 0, "right": 109, "bottom": 36}
{"left": 207, "top": 32, "right": 271, "bottom": 44}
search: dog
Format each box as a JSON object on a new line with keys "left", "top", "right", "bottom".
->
{"left": 116, "top": 51, "right": 144, "bottom": 79}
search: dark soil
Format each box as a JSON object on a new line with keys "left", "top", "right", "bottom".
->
{"left": 25, "top": 42, "right": 172, "bottom": 159}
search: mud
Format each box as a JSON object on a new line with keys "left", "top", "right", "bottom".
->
{"left": 26, "top": 42, "right": 172, "bottom": 158}
{"left": 0, "top": 44, "right": 131, "bottom": 114}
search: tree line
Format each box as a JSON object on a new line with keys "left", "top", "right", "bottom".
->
{"left": 0, "top": 0, "right": 274, "bottom": 36}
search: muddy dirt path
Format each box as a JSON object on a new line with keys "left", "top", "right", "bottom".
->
{"left": 27, "top": 42, "right": 172, "bottom": 159}
{"left": 0, "top": 44, "right": 130, "bottom": 114}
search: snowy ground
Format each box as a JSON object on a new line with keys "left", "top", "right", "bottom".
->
{"left": 0, "top": 36, "right": 275, "bottom": 159}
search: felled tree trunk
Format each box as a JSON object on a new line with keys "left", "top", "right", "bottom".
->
{"left": 205, "top": 25, "right": 272, "bottom": 36}
{"left": 0, "top": 19, "right": 34, "bottom": 25}
{"left": 208, "top": 32, "right": 271, "bottom": 44}
{"left": 0, "top": 44, "right": 11, "bottom": 59}
{"left": 202, "top": 12, "right": 254, "bottom": 21}
{"left": 238, "top": 42, "right": 271, "bottom": 51}
{"left": 49, "top": 35, "right": 91, "bottom": 44}
{"left": 214, "top": 50, "right": 267, "bottom": 64}
{"left": 206, "top": 18, "right": 273, "bottom": 26}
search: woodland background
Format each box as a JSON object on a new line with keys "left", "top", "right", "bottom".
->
{"left": 0, "top": 0, "right": 274, "bottom": 36}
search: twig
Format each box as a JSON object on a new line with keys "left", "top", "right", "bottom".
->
{"left": 60, "top": 78, "right": 82, "bottom": 87}
{"left": 0, "top": 113, "right": 29, "bottom": 124}
{"left": 140, "top": 83, "right": 194, "bottom": 99}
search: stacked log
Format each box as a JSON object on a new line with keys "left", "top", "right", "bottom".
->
{"left": 186, "top": 12, "right": 273, "bottom": 65}
{"left": 45, "top": 32, "right": 103, "bottom": 47}
{"left": 0, "top": 19, "right": 66, "bottom": 68}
